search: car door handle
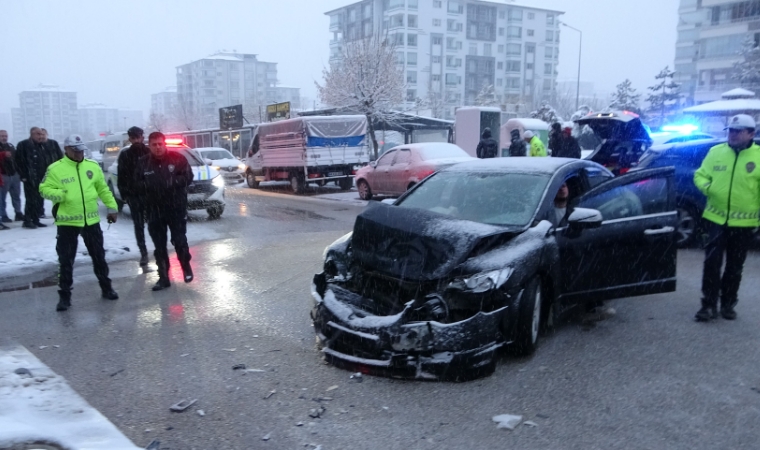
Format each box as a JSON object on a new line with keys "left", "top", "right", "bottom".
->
{"left": 644, "top": 226, "right": 675, "bottom": 236}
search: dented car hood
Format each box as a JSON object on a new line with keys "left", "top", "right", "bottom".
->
{"left": 351, "top": 202, "right": 518, "bottom": 281}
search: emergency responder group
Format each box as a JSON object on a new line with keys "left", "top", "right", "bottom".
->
{"left": 31, "top": 129, "right": 194, "bottom": 311}
{"left": 475, "top": 123, "right": 579, "bottom": 159}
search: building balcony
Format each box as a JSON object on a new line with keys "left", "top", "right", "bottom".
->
{"left": 329, "top": 21, "right": 343, "bottom": 32}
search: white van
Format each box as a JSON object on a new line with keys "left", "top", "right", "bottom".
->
{"left": 100, "top": 132, "right": 130, "bottom": 171}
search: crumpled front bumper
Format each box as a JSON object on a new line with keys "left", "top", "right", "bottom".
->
{"left": 311, "top": 272, "right": 510, "bottom": 381}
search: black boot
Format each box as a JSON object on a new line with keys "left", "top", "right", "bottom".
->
{"left": 14, "top": 212, "right": 24, "bottom": 222}
{"left": 695, "top": 298, "right": 718, "bottom": 322}
{"left": 181, "top": 261, "right": 193, "bottom": 283}
{"left": 152, "top": 279, "right": 171, "bottom": 291}
{"left": 56, "top": 290, "right": 71, "bottom": 312}
{"left": 139, "top": 251, "right": 149, "bottom": 266}
{"left": 102, "top": 289, "right": 119, "bottom": 300}
{"left": 720, "top": 298, "right": 738, "bottom": 320}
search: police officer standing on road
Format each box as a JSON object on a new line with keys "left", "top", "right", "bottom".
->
{"left": 694, "top": 114, "right": 760, "bottom": 322}
{"left": 118, "top": 126, "right": 151, "bottom": 266}
{"left": 39, "top": 134, "right": 119, "bottom": 312}
{"left": 136, "top": 132, "right": 194, "bottom": 291}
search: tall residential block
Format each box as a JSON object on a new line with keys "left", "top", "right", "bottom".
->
{"left": 11, "top": 84, "right": 79, "bottom": 142}
{"left": 326, "top": 0, "right": 563, "bottom": 119}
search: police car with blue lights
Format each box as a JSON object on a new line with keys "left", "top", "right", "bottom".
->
{"left": 106, "top": 138, "right": 226, "bottom": 219}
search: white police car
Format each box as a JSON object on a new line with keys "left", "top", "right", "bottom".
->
{"left": 107, "top": 139, "right": 226, "bottom": 219}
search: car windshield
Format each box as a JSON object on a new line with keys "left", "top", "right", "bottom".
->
{"left": 417, "top": 145, "right": 469, "bottom": 160}
{"left": 171, "top": 148, "right": 205, "bottom": 167}
{"left": 201, "top": 149, "right": 234, "bottom": 160}
{"left": 396, "top": 171, "right": 551, "bottom": 226}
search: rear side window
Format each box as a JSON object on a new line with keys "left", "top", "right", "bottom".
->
{"left": 394, "top": 150, "right": 412, "bottom": 165}
{"left": 579, "top": 176, "right": 669, "bottom": 221}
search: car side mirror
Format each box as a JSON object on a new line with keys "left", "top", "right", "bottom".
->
{"left": 205, "top": 158, "right": 213, "bottom": 166}
{"left": 381, "top": 198, "right": 395, "bottom": 205}
{"left": 567, "top": 207, "right": 603, "bottom": 229}
{"left": 370, "top": 161, "right": 377, "bottom": 168}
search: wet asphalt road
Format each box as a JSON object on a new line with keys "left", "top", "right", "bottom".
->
{"left": 1, "top": 184, "right": 760, "bottom": 450}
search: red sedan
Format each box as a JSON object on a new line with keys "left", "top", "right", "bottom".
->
{"left": 356, "top": 143, "right": 473, "bottom": 200}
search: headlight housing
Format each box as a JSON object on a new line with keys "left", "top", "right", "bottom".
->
{"left": 212, "top": 175, "right": 225, "bottom": 188}
{"left": 449, "top": 268, "right": 514, "bottom": 293}
{"left": 237, "top": 164, "right": 246, "bottom": 171}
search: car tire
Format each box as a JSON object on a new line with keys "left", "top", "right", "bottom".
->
{"left": 676, "top": 205, "right": 698, "bottom": 248}
{"left": 357, "top": 180, "right": 372, "bottom": 200}
{"left": 513, "top": 277, "right": 542, "bottom": 357}
{"left": 291, "top": 174, "right": 305, "bottom": 194}
{"left": 339, "top": 177, "right": 353, "bottom": 191}
{"left": 207, "top": 206, "right": 224, "bottom": 219}
{"left": 246, "top": 171, "right": 259, "bottom": 189}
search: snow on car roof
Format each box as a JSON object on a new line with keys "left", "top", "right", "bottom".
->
{"left": 442, "top": 157, "right": 584, "bottom": 174}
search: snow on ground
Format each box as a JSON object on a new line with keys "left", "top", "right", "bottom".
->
{"left": 0, "top": 200, "right": 224, "bottom": 279}
{"left": 313, "top": 189, "right": 369, "bottom": 206}
{"left": 0, "top": 344, "right": 141, "bottom": 450}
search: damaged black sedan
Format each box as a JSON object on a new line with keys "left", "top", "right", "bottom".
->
{"left": 311, "top": 158, "right": 677, "bottom": 380}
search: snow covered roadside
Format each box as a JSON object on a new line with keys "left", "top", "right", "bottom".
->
{"left": 0, "top": 344, "right": 141, "bottom": 450}
{"left": 312, "top": 190, "right": 369, "bottom": 206}
{"left": 0, "top": 200, "right": 225, "bottom": 279}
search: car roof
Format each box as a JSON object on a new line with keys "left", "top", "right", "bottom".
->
{"left": 386, "top": 142, "right": 463, "bottom": 152}
{"left": 194, "top": 147, "right": 231, "bottom": 152}
{"left": 442, "top": 157, "right": 597, "bottom": 174}
{"left": 649, "top": 138, "right": 722, "bottom": 152}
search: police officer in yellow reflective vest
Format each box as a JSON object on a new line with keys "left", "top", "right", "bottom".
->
{"left": 39, "top": 134, "right": 120, "bottom": 312}
{"left": 693, "top": 114, "right": 760, "bottom": 322}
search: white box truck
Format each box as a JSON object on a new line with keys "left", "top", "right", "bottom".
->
{"left": 244, "top": 115, "right": 369, "bottom": 194}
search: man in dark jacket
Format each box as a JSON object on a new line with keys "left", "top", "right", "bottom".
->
{"left": 548, "top": 122, "right": 562, "bottom": 156}
{"left": 0, "top": 129, "right": 24, "bottom": 223}
{"left": 553, "top": 127, "right": 582, "bottom": 159}
{"left": 40, "top": 128, "right": 63, "bottom": 218}
{"left": 118, "top": 126, "right": 151, "bottom": 266}
{"left": 15, "top": 127, "right": 62, "bottom": 228}
{"left": 476, "top": 128, "right": 498, "bottom": 159}
{"left": 508, "top": 129, "right": 528, "bottom": 157}
{"left": 136, "top": 132, "right": 194, "bottom": 291}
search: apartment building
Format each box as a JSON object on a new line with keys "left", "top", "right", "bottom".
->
{"left": 675, "top": 0, "right": 760, "bottom": 104}
{"left": 151, "top": 86, "right": 178, "bottom": 118}
{"left": 175, "top": 52, "right": 287, "bottom": 128}
{"left": 11, "top": 84, "right": 79, "bottom": 142}
{"left": 326, "top": 0, "right": 563, "bottom": 119}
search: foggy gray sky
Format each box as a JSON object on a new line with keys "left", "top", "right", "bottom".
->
{"left": 1, "top": 0, "right": 678, "bottom": 115}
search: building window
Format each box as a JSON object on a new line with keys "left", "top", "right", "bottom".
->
{"left": 527, "top": 29, "right": 534, "bottom": 37}
{"left": 433, "top": 18, "right": 442, "bottom": 26}
{"left": 547, "top": 14, "right": 554, "bottom": 25}
{"left": 469, "top": 43, "right": 478, "bottom": 55}
{"left": 408, "top": 0, "right": 418, "bottom": 10}
{"left": 408, "top": 14, "right": 418, "bottom": 28}
{"left": 506, "top": 60, "right": 521, "bottom": 72}
{"left": 448, "top": 1, "right": 463, "bottom": 14}
{"left": 506, "top": 43, "right": 521, "bottom": 55}
{"left": 433, "top": 36, "right": 443, "bottom": 45}
{"left": 434, "top": 0, "right": 442, "bottom": 7}
{"left": 497, "top": 62, "right": 504, "bottom": 69}
{"left": 545, "top": 63, "right": 553, "bottom": 75}
{"left": 526, "top": 62, "right": 534, "bottom": 69}
{"left": 407, "top": 71, "right": 417, "bottom": 84}
{"left": 499, "top": 27, "right": 504, "bottom": 36}
{"left": 526, "top": 43, "right": 535, "bottom": 53}
{"left": 507, "top": 26, "right": 521, "bottom": 38}
{"left": 543, "top": 79, "right": 553, "bottom": 90}
{"left": 545, "top": 46, "right": 554, "bottom": 59}
{"left": 496, "top": 78, "right": 503, "bottom": 86}
{"left": 499, "top": 10, "right": 505, "bottom": 19}
{"left": 396, "top": 51, "right": 405, "bottom": 64}
{"left": 407, "top": 89, "right": 417, "bottom": 101}
{"left": 445, "top": 73, "right": 459, "bottom": 85}
{"left": 407, "top": 52, "right": 417, "bottom": 66}
{"left": 498, "top": 44, "right": 504, "bottom": 53}
{"left": 508, "top": 9, "right": 522, "bottom": 21}
{"left": 484, "top": 43, "right": 492, "bottom": 56}
{"left": 448, "top": 19, "right": 462, "bottom": 32}
{"left": 392, "top": 33, "right": 405, "bottom": 45}
{"left": 507, "top": 78, "right": 520, "bottom": 89}
{"left": 407, "top": 34, "right": 417, "bottom": 46}
{"left": 364, "top": 22, "right": 372, "bottom": 36}
{"left": 384, "top": 0, "right": 405, "bottom": 9}
{"left": 432, "top": 74, "right": 441, "bottom": 81}
{"left": 432, "top": 55, "right": 442, "bottom": 63}
{"left": 390, "top": 13, "right": 404, "bottom": 27}
{"left": 528, "top": 12, "right": 535, "bottom": 20}
{"left": 348, "top": 8, "right": 357, "bottom": 21}
{"left": 546, "top": 30, "right": 554, "bottom": 42}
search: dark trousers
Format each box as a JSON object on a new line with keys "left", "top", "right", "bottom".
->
{"left": 148, "top": 211, "right": 191, "bottom": 281}
{"left": 57, "top": 224, "right": 112, "bottom": 293}
{"left": 127, "top": 197, "right": 148, "bottom": 255}
{"left": 701, "top": 222, "right": 754, "bottom": 308}
{"left": 23, "top": 180, "right": 43, "bottom": 224}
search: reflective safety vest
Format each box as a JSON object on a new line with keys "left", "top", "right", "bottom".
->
{"left": 39, "top": 157, "right": 118, "bottom": 227}
{"left": 694, "top": 142, "right": 760, "bottom": 227}
{"left": 529, "top": 137, "right": 547, "bottom": 157}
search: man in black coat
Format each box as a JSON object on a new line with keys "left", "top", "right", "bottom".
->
{"left": 553, "top": 127, "right": 582, "bottom": 159}
{"left": 548, "top": 122, "right": 562, "bottom": 157}
{"left": 136, "top": 132, "right": 194, "bottom": 291}
{"left": 508, "top": 129, "right": 528, "bottom": 157}
{"left": 0, "top": 129, "right": 24, "bottom": 223}
{"left": 15, "top": 127, "right": 62, "bottom": 228}
{"left": 476, "top": 127, "right": 499, "bottom": 159}
{"left": 118, "top": 126, "right": 151, "bottom": 266}
{"left": 40, "top": 128, "right": 63, "bottom": 218}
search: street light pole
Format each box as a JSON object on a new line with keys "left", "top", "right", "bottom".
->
{"left": 560, "top": 21, "right": 582, "bottom": 111}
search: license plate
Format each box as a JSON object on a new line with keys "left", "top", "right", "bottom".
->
{"left": 328, "top": 172, "right": 343, "bottom": 177}
{"left": 188, "top": 193, "right": 206, "bottom": 202}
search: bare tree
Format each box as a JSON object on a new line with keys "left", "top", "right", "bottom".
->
{"left": 171, "top": 95, "right": 202, "bottom": 131}
{"left": 147, "top": 111, "right": 168, "bottom": 132}
{"left": 732, "top": 36, "right": 760, "bottom": 92}
{"left": 475, "top": 84, "right": 499, "bottom": 107}
{"left": 316, "top": 34, "right": 405, "bottom": 159}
